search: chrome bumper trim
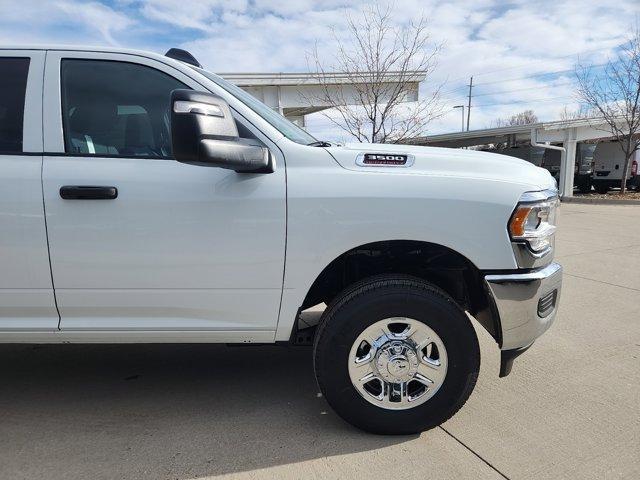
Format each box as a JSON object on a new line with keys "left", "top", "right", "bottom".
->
{"left": 511, "top": 240, "right": 555, "bottom": 269}
{"left": 485, "top": 262, "right": 562, "bottom": 351}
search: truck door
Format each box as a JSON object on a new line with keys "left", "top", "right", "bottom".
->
{"left": 41, "top": 51, "right": 286, "bottom": 338}
{"left": 0, "top": 51, "right": 59, "bottom": 330}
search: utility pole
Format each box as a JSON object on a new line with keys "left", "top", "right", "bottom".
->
{"left": 466, "top": 76, "right": 473, "bottom": 131}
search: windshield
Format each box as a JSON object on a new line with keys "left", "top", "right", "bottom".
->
{"left": 194, "top": 67, "right": 317, "bottom": 145}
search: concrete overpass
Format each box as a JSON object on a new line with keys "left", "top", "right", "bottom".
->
{"left": 408, "top": 117, "right": 630, "bottom": 198}
{"left": 221, "top": 71, "right": 425, "bottom": 126}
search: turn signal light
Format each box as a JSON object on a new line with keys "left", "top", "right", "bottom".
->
{"left": 509, "top": 206, "right": 533, "bottom": 237}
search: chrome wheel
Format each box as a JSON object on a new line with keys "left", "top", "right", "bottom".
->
{"left": 348, "top": 317, "right": 448, "bottom": 410}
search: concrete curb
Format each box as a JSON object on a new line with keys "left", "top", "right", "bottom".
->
{"left": 561, "top": 196, "right": 640, "bottom": 205}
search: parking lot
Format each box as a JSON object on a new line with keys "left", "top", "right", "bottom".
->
{"left": 0, "top": 202, "right": 638, "bottom": 480}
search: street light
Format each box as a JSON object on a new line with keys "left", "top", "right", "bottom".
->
{"left": 453, "top": 105, "right": 465, "bottom": 132}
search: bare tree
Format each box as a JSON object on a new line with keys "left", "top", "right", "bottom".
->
{"left": 306, "top": 4, "right": 444, "bottom": 143}
{"left": 493, "top": 110, "right": 538, "bottom": 127}
{"left": 558, "top": 105, "right": 594, "bottom": 122}
{"left": 576, "top": 27, "right": 640, "bottom": 194}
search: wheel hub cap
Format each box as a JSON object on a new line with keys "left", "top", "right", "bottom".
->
{"left": 348, "top": 317, "right": 448, "bottom": 411}
{"left": 376, "top": 341, "right": 419, "bottom": 383}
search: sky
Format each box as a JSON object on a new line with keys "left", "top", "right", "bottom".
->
{"left": 1, "top": 0, "right": 638, "bottom": 141}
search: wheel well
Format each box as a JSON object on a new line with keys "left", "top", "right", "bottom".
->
{"left": 298, "top": 240, "right": 499, "bottom": 343}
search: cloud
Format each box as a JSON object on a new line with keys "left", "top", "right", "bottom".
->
{"left": 55, "top": 0, "right": 135, "bottom": 45}
{"left": 1, "top": 0, "right": 638, "bottom": 136}
{"left": 138, "top": 0, "right": 247, "bottom": 31}
{"left": 0, "top": 0, "right": 134, "bottom": 45}
{"left": 166, "top": 0, "right": 638, "bottom": 135}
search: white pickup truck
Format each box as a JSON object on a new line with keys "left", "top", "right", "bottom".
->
{"left": 0, "top": 46, "right": 562, "bottom": 434}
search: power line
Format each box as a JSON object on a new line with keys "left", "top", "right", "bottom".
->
{"left": 437, "top": 49, "right": 615, "bottom": 123}
{"left": 440, "top": 73, "right": 561, "bottom": 97}
{"left": 438, "top": 44, "right": 618, "bottom": 98}
{"left": 470, "top": 96, "right": 576, "bottom": 108}
{"left": 471, "top": 81, "right": 577, "bottom": 98}
{"left": 472, "top": 62, "right": 609, "bottom": 87}
{"left": 439, "top": 74, "right": 610, "bottom": 103}
{"left": 439, "top": 83, "right": 474, "bottom": 97}
{"left": 446, "top": 44, "right": 617, "bottom": 83}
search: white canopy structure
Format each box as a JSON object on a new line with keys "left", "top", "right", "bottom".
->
{"left": 409, "top": 118, "right": 630, "bottom": 198}
{"left": 221, "top": 71, "right": 425, "bottom": 126}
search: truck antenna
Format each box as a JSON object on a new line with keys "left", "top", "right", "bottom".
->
{"left": 165, "top": 48, "right": 202, "bottom": 68}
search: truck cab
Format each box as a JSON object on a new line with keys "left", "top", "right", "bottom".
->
{"left": 0, "top": 46, "right": 562, "bottom": 434}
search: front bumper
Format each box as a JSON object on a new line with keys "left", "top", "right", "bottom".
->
{"left": 484, "top": 262, "right": 563, "bottom": 353}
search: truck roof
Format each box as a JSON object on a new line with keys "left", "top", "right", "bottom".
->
{"left": 0, "top": 44, "right": 176, "bottom": 65}
{"left": 1, "top": 44, "right": 157, "bottom": 54}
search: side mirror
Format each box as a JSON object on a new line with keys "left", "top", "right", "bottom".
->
{"left": 171, "top": 89, "right": 274, "bottom": 173}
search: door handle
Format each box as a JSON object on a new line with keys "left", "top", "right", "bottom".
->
{"left": 59, "top": 186, "right": 118, "bottom": 200}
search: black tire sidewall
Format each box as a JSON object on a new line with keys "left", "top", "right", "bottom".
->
{"left": 314, "top": 280, "right": 480, "bottom": 434}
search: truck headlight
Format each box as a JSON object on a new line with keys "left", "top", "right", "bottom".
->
{"left": 509, "top": 190, "right": 559, "bottom": 254}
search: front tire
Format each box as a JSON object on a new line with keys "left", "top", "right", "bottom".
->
{"left": 313, "top": 275, "right": 480, "bottom": 435}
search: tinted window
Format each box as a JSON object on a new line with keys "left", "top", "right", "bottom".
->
{"left": 61, "top": 60, "right": 188, "bottom": 158}
{"left": 0, "top": 57, "right": 30, "bottom": 154}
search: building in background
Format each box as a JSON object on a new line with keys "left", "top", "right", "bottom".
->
{"left": 407, "top": 118, "right": 639, "bottom": 197}
{"left": 222, "top": 72, "right": 424, "bottom": 126}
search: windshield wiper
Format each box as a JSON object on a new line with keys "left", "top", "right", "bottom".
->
{"left": 307, "top": 140, "right": 333, "bottom": 147}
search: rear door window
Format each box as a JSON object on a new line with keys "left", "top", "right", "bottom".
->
{"left": 0, "top": 57, "right": 30, "bottom": 153}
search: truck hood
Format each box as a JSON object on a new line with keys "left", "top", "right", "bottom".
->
{"left": 325, "top": 142, "right": 556, "bottom": 191}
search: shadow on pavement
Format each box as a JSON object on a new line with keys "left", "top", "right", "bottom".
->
{"left": 0, "top": 343, "right": 412, "bottom": 479}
